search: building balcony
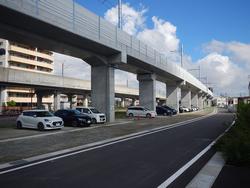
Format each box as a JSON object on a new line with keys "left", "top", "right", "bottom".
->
{"left": 8, "top": 96, "right": 53, "bottom": 103}
{"left": 9, "top": 45, "right": 53, "bottom": 62}
{"left": 8, "top": 56, "right": 53, "bottom": 70}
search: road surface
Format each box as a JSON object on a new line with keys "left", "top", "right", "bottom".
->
{"left": 0, "top": 111, "right": 234, "bottom": 188}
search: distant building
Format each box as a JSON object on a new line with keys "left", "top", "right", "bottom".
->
{"left": 0, "top": 38, "right": 54, "bottom": 108}
{"left": 214, "top": 96, "right": 227, "bottom": 107}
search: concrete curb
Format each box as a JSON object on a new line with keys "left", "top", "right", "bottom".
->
{"left": 186, "top": 152, "right": 225, "bottom": 188}
{"left": 185, "top": 119, "right": 235, "bottom": 188}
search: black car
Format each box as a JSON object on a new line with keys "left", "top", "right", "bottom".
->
{"left": 54, "top": 109, "right": 92, "bottom": 127}
{"left": 162, "top": 105, "right": 177, "bottom": 115}
{"left": 156, "top": 106, "right": 172, "bottom": 116}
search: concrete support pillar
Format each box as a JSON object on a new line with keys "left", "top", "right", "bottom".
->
{"left": 67, "top": 94, "right": 73, "bottom": 109}
{"left": 181, "top": 89, "right": 191, "bottom": 109}
{"left": 191, "top": 92, "right": 198, "bottom": 107}
{"left": 198, "top": 93, "right": 203, "bottom": 110}
{"left": 207, "top": 99, "right": 211, "bottom": 107}
{"left": 202, "top": 95, "right": 207, "bottom": 108}
{"left": 91, "top": 65, "right": 115, "bottom": 122}
{"left": 83, "top": 95, "right": 88, "bottom": 107}
{"left": 0, "top": 86, "right": 7, "bottom": 115}
{"left": 132, "top": 98, "right": 137, "bottom": 106}
{"left": 121, "top": 98, "right": 125, "bottom": 108}
{"left": 166, "top": 84, "right": 181, "bottom": 112}
{"left": 206, "top": 97, "right": 212, "bottom": 107}
{"left": 36, "top": 92, "right": 43, "bottom": 109}
{"left": 53, "top": 91, "right": 61, "bottom": 111}
{"left": 137, "top": 74, "right": 156, "bottom": 111}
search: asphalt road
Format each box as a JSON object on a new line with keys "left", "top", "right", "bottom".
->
{"left": 0, "top": 111, "right": 234, "bottom": 188}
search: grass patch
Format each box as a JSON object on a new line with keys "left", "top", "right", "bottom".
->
{"left": 215, "top": 103, "right": 250, "bottom": 167}
{"left": 115, "top": 111, "right": 127, "bottom": 119}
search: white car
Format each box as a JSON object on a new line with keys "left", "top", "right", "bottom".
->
{"left": 180, "top": 106, "right": 190, "bottom": 112}
{"left": 74, "top": 106, "right": 106, "bottom": 124}
{"left": 126, "top": 106, "right": 156, "bottom": 118}
{"left": 16, "top": 110, "right": 64, "bottom": 131}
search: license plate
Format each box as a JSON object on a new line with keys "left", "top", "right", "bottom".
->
{"left": 56, "top": 123, "right": 60, "bottom": 126}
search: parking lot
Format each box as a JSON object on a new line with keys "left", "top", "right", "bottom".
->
{"left": 0, "top": 108, "right": 214, "bottom": 165}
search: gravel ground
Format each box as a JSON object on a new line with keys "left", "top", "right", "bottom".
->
{"left": 0, "top": 108, "right": 214, "bottom": 164}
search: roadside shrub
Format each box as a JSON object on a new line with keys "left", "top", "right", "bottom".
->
{"left": 215, "top": 103, "right": 250, "bottom": 166}
{"left": 7, "top": 100, "right": 16, "bottom": 107}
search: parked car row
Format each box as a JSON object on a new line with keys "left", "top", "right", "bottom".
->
{"left": 16, "top": 104, "right": 199, "bottom": 131}
{"left": 179, "top": 105, "right": 199, "bottom": 113}
{"left": 16, "top": 107, "right": 107, "bottom": 131}
{"left": 126, "top": 105, "right": 177, "bottom": 117}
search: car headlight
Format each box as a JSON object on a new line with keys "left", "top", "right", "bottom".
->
{"left": 78, "top": 118, "right": 84, "bottom": 121}
{"left": 44, "top": 119, "right": 52, "bottom": 123}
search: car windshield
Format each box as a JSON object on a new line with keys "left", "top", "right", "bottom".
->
{"left": 35, "top": 111, "right": 54, "bottom": 117}
{"left": 72, "top": 110, "right": 81, "bottom": 115}
{"left": 90, "top": 108, "right": 100, "bottom": 114}
{"left": 144, "top": 107, "right": 150, "bottom": 111}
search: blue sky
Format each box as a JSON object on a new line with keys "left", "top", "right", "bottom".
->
{"left": 76, "top": 0, "right": 250, "bottom": 61}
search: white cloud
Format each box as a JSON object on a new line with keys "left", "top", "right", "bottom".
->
{"left": 115, "top": 69, "right": 138, "bottom": 88}
{"left": 53, "top": 53, "right": 91, "bottom": 80}
{"left": 193, "top": 52, "right": 249, "bottom": 96}
{"left": 104, "top": 3, "right": 147, "bottom": 35}
{"left": 137, "top": 16, "right": 180, "bottom": 54}
{"left": 204, "top": 40, "right": 250, "bottom": 66}
{"left": 104, "top": 3, "right": 180, "bottom": 54}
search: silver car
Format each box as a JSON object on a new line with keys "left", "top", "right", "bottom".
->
{"left": 16, "top": 110, "right": 64, "bottom": 131}
{"left": 126, "top": 106, "right": 156, "bottom": 118}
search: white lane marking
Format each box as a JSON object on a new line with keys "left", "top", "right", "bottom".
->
{"left": 0, "top": 121, "right": 131, "bottom": 143}
{"left": 157, "top": 119, "right": 235, "bottom": 188}
{"left": 0, "top": 111, "right": 217, "bottom": 175}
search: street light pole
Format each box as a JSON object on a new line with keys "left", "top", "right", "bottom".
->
{"left": 118, "top": 0, "right": 122, "bottom": 29}
{"left": 170, "top": 43, "right": 184, "bottom": 68}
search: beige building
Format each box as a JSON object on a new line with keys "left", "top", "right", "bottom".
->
{"left": 0, "top": 38, "right": 54, "bottom": 108}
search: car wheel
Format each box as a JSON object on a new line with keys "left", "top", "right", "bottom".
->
{"left": 146, "top": 113, "right": 151, "bottom": 118}
{"left": 92, "top": 118, "right": 97, "bottom": 124}
{"left": 38, "top": 122, "right": 44, "bottom": 131}
{"left": 16, "top": 121, "right": 22, "bottom": 129}
{"left": 128, "top": 113, "right": 134, "bottom": 117}
{"left": 72, "top": 120, "right": 78, "bottom": 127}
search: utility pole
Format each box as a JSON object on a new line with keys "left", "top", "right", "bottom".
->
{"left": 188, "top": 65, "right": 201, "bottom": 80}
{"left": 180, "top": 43, "right": 183, "bottom": 68}
{"left": 118, "top": 0, "right": 122, "bottom": 29}
{"left": 62, "top": 62, "right": 64, "bottom": 77}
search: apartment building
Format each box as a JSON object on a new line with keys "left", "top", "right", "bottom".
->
{"left": 0, "top": 38, "right": 54, "bottom": 108}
